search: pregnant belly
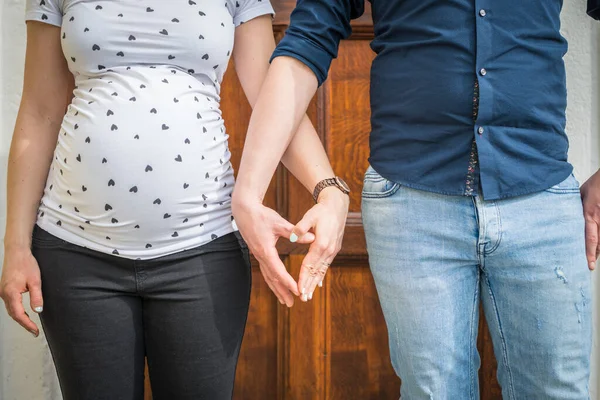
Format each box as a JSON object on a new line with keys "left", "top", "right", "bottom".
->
{"left": 38, "top": 68, "right": 235, "bottom": 253}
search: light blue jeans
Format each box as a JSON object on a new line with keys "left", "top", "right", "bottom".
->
{"left": 361, "top": 166, "right": 591, "bottom": 400}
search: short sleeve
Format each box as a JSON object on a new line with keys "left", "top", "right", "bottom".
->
{"left": 232, "top": 0, "right": 275, "bottom": 27}
{"left": 25, "top": 0, "right": 63, "bottom": 27}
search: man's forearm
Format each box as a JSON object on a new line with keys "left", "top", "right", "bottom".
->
{"left": 281, "top": 116, "right": 334, "bottom": 194}
{"left": 234, "top": 56, "right": 320, "bottom": 203}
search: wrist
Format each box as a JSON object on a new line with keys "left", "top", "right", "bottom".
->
{"left": 317, "top": 186, "right": 349, "bottom": 205}
{"left": 4, "top": 238, "right": 32, "bottom": 253}
{"left": 312, "top": 176, "right": 351, "bottom": 202}
{"left": 231, "top": 191, "right": 263, "bottom": 215}
{"left": 3, "top": 226, "right": 33, "bottom": 252}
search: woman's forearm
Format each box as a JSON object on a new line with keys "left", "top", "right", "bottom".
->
{"left": 4, "top": 108, "right": 62, "bottom": 249}
{"left": 234, "top": 56, "right": 320, "bottom": 203}
{"left": 4, "top": 23, "right": 72, "bottom": 250}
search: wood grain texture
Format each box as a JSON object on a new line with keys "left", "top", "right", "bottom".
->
{"left": 328, "top": 258, "right": 400, "bottom": 400}
{"left": 272, "top": 1, "right": 372, "bottom": 28}
{"left": 233, "top": 261, "right": 279, "bottom": 400}
{"left": 284, "top": 255, "right": 327, "bottom": 399}
{"left": 144, "top": 1, "right": 503, "bottom": 398}
{"left": 478, "top": 306, "right": 503, "bottom": 400}
{"left": 144, "top": 361, "right": 152, "bottom": 400}
{"left": 323, "top": 40, "right": 374, "bottom": 215}
{"left": 221, "top": 63, "right": 279, "bottom": 211}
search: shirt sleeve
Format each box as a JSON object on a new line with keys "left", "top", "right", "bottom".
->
{"left": 25, "top": 0, "right": 62, "bottom": 27}
{"left": 233, "top": 0, "right": 275, "bottom": 27}
{"left": 271, "top": 0, "right": 365, "bottom": 86}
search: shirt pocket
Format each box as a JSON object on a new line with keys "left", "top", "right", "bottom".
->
{"left": 544, "top": 173, "right": 581, "bottom": 194}
{"left": 362, "top": 166, "right": 401, "bottom": 199}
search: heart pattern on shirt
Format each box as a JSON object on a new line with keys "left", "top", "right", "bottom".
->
{"left": 29, "top": 0, "right": 274, "bottom": 258}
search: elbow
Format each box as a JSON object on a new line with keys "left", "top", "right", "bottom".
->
{"left": 271, "top": 33, "right": 336, "bottom": 86}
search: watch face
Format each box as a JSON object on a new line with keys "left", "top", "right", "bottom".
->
{"left": 335, "top": 177, "right": 351, "bottom": 193}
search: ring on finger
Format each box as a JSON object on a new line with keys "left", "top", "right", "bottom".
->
{"left": 307, "top": 264, "right": 320, "bottom": 277}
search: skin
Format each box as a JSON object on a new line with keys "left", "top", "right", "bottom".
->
{"left": 233, "top": 54, "right": 351, "bottom": 309}
{"left": 235, "top": 51, "right": 600, "bottom": 298}
{"left": 232, "top": 19, "right": 349, "bottom": 307}
{"left": 580, "top": 172, "right": 600, "bottom": 271}
{"left": 0, "top": 16, "right": 349, "bottom": 337}
{"left": 1, "top": 22, "right": 72, "bottom": 337}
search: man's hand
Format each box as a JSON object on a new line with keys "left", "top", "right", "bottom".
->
{"left": 581, "top": 170, "right": 600, "bottom": 270}
{"left": 293, "top": 188, "right": 349, "bottom": 301}
{"left": 232, "top": 199, "right": 314, "bottom": 307}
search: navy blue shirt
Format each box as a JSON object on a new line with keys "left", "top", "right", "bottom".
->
{"left": 272, "top": 0, "right": 573, "bottom": 200}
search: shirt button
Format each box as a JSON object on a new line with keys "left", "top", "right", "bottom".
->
{"left": 479, "top": 68, "right": 487, "bottom": 76}
{"left": 478, "top": 126, "right": 484, "bottom": 135}
{"left": 479, "top": 9, "right": 487, "bottom": 17}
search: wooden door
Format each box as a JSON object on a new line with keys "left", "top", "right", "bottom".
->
{"left": 146, "top": 2, "right": 503, "bottom": 399}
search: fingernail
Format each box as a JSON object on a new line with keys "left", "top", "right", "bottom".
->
{"left": 34, "top": 306, "right": 43, "bottom": 313}
{"left": 30, "top": 330, "right": 39, "bottom": 338}
{"left": 301, "top": 287, "right": 306, "bottom": 295}
{"left": 290, "top": 233, "right": 298, "bottom": 243}
{"left": 308, "top": 292, "right": 313, "bottom": 300}
{"left": 318, "top": 281, "right": 323, "bottom": 288}
{"left": 279, "top": 299, "right": 285, "bottom": 305}
{"left": 590, "top": 262, "right": 596, "bottom": 270}
{"left": 302, "top": 294, "right": 308, "bottom": 302}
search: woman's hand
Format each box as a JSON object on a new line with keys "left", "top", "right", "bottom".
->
{"left": 0, "top": 246, "right": 44, "bottom": 337}
{"left": 0, "top": 21, "right": 71, "bottom": 338}
{"left": 293, "top": 188, "right": 349, "bottom": 302}
{"left": 232, "top": 199, "right": 315, "bottom": 307}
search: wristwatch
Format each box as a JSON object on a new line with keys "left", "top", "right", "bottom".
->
{"left": 312, "top": 176, "right": 351, "bottom": 202}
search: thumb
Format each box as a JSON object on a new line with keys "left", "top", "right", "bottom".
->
{"left": 290, "top": 212, "right": 316, "bottom": 244}
{"left": 272, "top": 213, "right": 296, "bottom": 238}
{"left": 28, "top": 282, "right": 44, "bottom": 314}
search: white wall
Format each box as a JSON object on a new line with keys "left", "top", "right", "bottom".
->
{"left": 0, "top": 1, "right": 599, "bottom": 399}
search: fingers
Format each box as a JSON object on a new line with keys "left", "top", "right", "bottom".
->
{"left": 298, "top": 237, "right": 337, "bottom": 302}
{"left": 595, "top": 223, "right": 600, "bottom": 271}
{"left": 297, "top": 242, "right": 320, "bottom": 301}
{"left": 258, "top": 248, "right": 299, "bottom": 307}
{"left": 305, "top": 258, "right": 331, "bottom": 302}
{"left": 269, "top": 211, "right": 315, "bottom": 245}
{"left": 290, "top": 212, "right": 317, "bottom": 244}
{"left": 28, "top": 281, "right": 44, "bottom": 314}
{"left": 585, "top": 219, "right": 598, "bottom": 270}
{"left": 260, "top": 265, "right": 292, "bottom": 306}
{"left": 4, "top": 291, "right": 39, "bottom": 337}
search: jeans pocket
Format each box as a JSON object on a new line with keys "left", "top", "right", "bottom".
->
{"left": 362, "top": 165, "right": 401, "bottom": 199}
{"left": 544, "top": 173, "right": 581, "bottom": 194}
{"left": 31, "top": 225, "right": 69, "bottom": 249}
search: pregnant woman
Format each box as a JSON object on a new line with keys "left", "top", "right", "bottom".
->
{"left": 0, "top": 1, "right": 348, "bottom": 399}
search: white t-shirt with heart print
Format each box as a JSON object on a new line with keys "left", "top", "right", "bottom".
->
{"left": 25, "top": 0, "right": 274, "bottom": 259}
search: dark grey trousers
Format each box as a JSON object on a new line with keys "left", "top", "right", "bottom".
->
{"left": 32, "top": 225, "right": 252, "bottom": 400}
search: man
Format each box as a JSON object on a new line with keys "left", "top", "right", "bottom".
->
{"left": 232, "top": 1, "right": 596, "bottom": 398}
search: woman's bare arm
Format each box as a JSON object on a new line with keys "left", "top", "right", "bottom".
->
{"left": 5, "top": 22, "right": 72, "bottom": 248}
{"left": 0, "top": 21, "right": 72, "bottom": 335}
{"left": 231, "top": 16, "right": 348, "bottom": 306}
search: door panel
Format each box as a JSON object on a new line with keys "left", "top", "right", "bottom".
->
{"left": 226, "top": 1, "right": 503, "bottom": 398}
{"left": 146, "top": 1, "right": 502, "bottom": 398}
